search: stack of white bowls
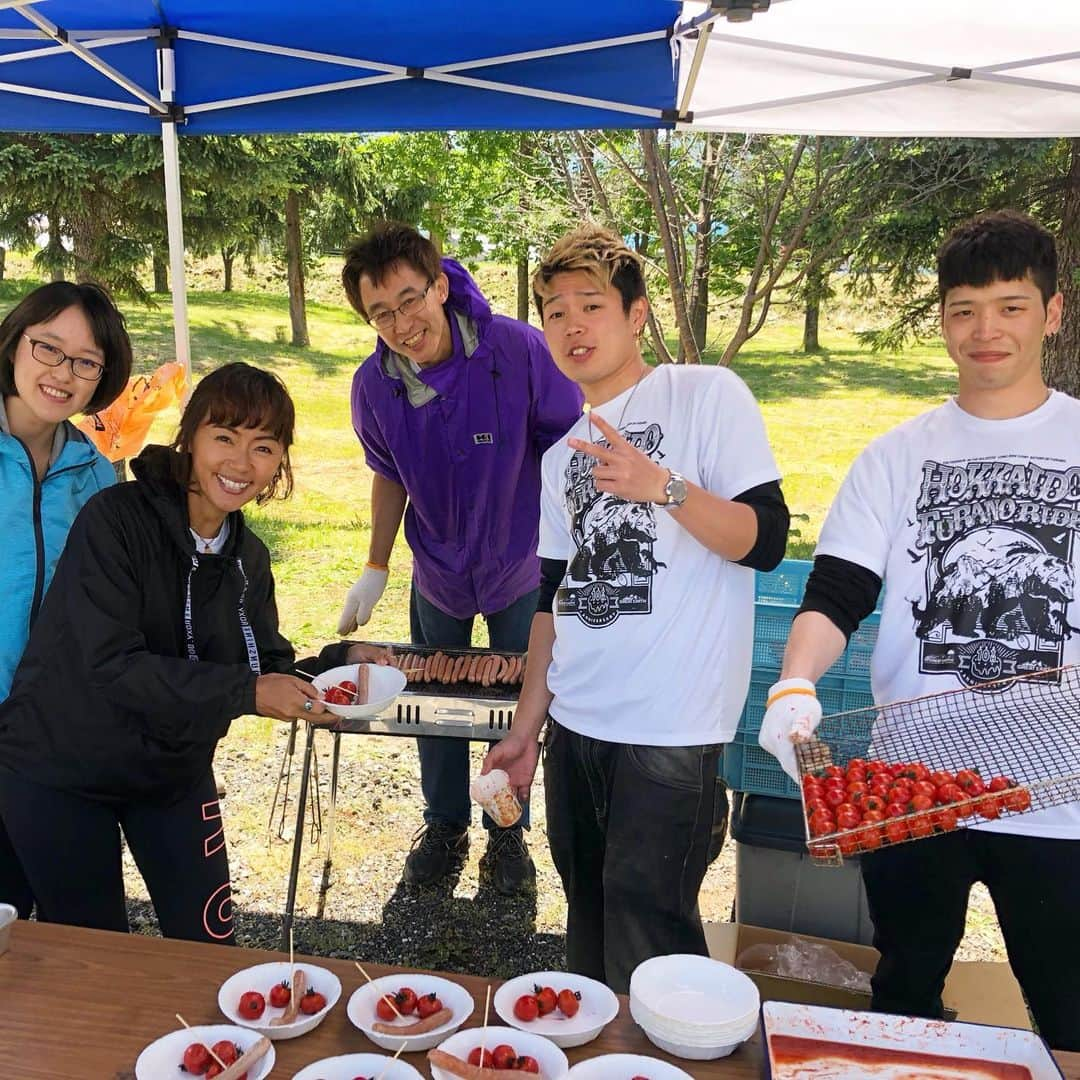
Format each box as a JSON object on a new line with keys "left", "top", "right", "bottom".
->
{"left": 628, "top": 954, "right": 760, "bottom": 1060}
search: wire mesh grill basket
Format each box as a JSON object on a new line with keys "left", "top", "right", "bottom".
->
{"left": 794, "top": 665, "right": 1080, "bottom": 864}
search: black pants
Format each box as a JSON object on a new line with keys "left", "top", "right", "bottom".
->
{"left": 0, "top": 818, "right": 33, "bottom": 919}
{"left": 0, "top": 769, "right": 234, "bottom": 944}
{"left": 544, "top": 721, "right": 726, "bottom": 994}
{"left": 861, "top": 828, "right": 1080, "bottom": 1051}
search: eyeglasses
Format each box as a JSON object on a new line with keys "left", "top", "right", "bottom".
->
{"left": 24, "top": 335, "right": 105, "bottom": 382}
{"left": 367, "top": 282, "right": 434, "bottom": 333}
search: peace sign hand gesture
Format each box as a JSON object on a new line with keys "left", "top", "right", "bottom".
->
{"left": 569, "top": 411, "right": 670, "bottom": 504}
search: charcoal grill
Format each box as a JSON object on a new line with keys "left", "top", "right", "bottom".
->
{"left": 278, "top": 643, "right": 524, "bottom": 944}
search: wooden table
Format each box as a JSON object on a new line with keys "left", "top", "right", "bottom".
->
{"left": 3, "top": 922, "right": 1078, "bottom": 1079}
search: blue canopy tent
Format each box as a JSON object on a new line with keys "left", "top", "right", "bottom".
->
{"left": 0, "top": 0, "right": 684, "bottom": 376}
{"left": 0, "top": 0, "right": 1076, "bottom": 377}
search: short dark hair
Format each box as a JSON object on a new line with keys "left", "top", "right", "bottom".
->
{"left": 171, "top": 362, "right": 295, "bottom": 505}
{"left": 341, "top": 223, "right": 442, "bottom": 319}
{"left": 532, "top": 224, "right": 647, "bottom": 318}
{"left": 938, "top": 210, "right": 1058, "bottom": 307}
{"left": 0, "top": 281, "right": 133, "bottom": 412}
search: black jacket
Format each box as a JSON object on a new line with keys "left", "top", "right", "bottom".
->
{"left": 0, "top": 444, "right": 293, "bottom": 802}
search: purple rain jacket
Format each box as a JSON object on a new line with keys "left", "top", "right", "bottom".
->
{"left": 350, "top": 258, "right": 582, "bottom": 618}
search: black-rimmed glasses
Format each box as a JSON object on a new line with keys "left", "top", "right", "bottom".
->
{"left": 367, "top": 281, "right": 434, "bottom": 332}
{"left": 24, "top": 334, "right": 105, "bottom": 382}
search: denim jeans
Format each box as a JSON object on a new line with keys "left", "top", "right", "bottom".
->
{"left": 410, "top": 583, "right": 538, "bottom": 831}
{"left": 543, "top": 720, "right": 726, "bottom": 993}
{"left": 861, "top": 828, "right": 1080, "bottom": 1052}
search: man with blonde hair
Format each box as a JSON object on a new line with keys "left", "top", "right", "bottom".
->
{"left": 483, "top": 224, "right": 789, "bottom": 990}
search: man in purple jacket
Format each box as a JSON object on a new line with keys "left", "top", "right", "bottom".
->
{"left": 339, "top": 223, "right": 582, "bottom": 893}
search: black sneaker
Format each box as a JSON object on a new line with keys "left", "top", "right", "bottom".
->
{"left": 403, "top": 822, "right": 469, "bottom": 885}
{"left": 481, "top": 826, "right": 536, "bottom": 896}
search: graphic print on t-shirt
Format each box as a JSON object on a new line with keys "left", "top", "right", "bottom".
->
{"left": 556, "top": 420, "right": 667, "bottom": 628}
{"left": 911, "top": 455, "right": 1077, "bottom": 688}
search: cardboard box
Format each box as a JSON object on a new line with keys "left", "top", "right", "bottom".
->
{"left": 704, "top": 921, "right": 1030, "bottom": 1029}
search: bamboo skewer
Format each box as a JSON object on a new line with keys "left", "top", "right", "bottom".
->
{"left": 175, "top": 1013, "right": 227, "bottom": 1071}
{"left": 355, "top": 960, "right": 405, "bottom": 1020}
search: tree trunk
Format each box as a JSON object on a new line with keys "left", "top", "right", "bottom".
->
{"left": 152, "top": 254, "right": 168, "bottom": 294}
{"left": 0, "top": 245, "right": 6, "bottom": 281}
{"left": 222, "top": 250, "right": 234, "bottom": 293}
{"left": 285, "top": 190, "right": 309, "bottom": 349}
{"left": 516, "top": 254, "right": 530, "bottom": 323}
{"left": 803, "top": 300, "right": 821, "bottom": 353}
{"left": 48, "top": 216, "right": 65, "bottom": 282}
{"left": 1043, "top": 138, "right": 1080, "bottom": 396}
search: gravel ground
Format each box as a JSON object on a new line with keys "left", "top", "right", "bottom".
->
{"left": 121, "top": 720, "right": 1008, "bottom": 975}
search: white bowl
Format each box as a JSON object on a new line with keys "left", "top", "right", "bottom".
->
{"left": 566, "top": 1053, "right": 695, "bottom": 1079}
{"left": 314, "top": 663, "right": 406, "bottom": 720}
{"left": 431, "top": 1026, "right": 569, "bottom": 1080}
{"left": 493, "top": 970, "right": 620, "bottom": 1049}
{"left": 292, "top": 1053, "right": 425, "bottom": 1080}
{"left": 135, "top": 1023, "right": 275, "bottom": 1080}
{"left": 218, "top": 961, "right": 341, "bottom": 1040}
{"left": 632, "top": 1003, "right": 757, "bottom": 1061}
{"left": 347, "top": 972, "right": 474, "bottom": 1052}
{"left": 629, "top": 954, "right": 760, "bottom": 1029}
{"left": 628, "top": 992, "right": 756, "bottom": 1041}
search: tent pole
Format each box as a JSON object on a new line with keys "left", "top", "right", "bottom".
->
{"left": 157, "top": 32, "right": 191, "bottom": 392}
{"left": 161, "top": 119, "right": 191, "bottom": 391}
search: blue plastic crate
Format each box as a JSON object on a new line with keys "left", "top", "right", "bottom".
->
{"left": 751, "top": 603, "right": 879, "bottom": 679}
{"left": 755, "top": 559, "right": 812, "bottom": 605}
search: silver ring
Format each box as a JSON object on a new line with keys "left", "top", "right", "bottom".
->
{"left": 303, "top": 700, "right": 313, "bottom": 712}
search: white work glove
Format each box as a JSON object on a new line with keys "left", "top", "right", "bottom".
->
{"left": 757, "top": 677, "right": 823, "bottom": 782}
{"left": 337, "top": 566, "right": 389, "bottom": 634}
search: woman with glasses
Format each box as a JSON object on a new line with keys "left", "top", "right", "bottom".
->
{"left": 0, "top": 362, "right": 336, "bottom": 943}
{"left": 0, "top": 281, "right": 133, "bottom": 920}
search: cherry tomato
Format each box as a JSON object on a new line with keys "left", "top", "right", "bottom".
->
{"left": 845, "top": 781, "right": 869, "bottom": 799}
{"left": 534, "top": 985, "right": 557, "bottom": 1016}
{"left": 339, "top": 679, "right": 357, "bottom": 694}
{"left": 956, "top": 769, "right": 985, "bottom": 796}
{"left": 884, "top": 819, "right": 909, "bottom": 844}
{"left": 416, "top": 992, "right": 444, "bottom": 1020}
{"left": 860, "top": 794, "right": 885, "bottom": 815}
{"left": 910, "top": 815, "right": 935, "bottom": 838}
{"left": 885, "top": 801, "right": 908, "bottom": 819}
{"left": 513, "top": 994, "right": 540, "bottom": 1022}
{"left": 468, "top": 1047, "right": 495, "bottom": 1068}
{"left": 987, "top": 776, "right": 1011, "bottom": 793}
{"left": 870, "top": 778, "right": 892, "bottom": 799}
{"left": 930, "top": 770, "right": 954, "bottom": 788}
{"left": 824, "top": 765, "right": 845, "bottom": 781}
{"left": 323, "top": 686, "right": 352, "bottom": 705}
{"left": 183, "top": 1043, "right": 212, "bottom": 1076}
{"left": 300, "top": 988, "right": 327, "bottom": 1015}
{"left": 1003, "top": 786, "right": 1031, "bottom": 813}
{"left": 844, "top": 769, "right": 867, "bottom": 786}
{"left": 805, "top": 799, "right": 830, "bottom": 819}
{"left": 886, "top": 782, "right": 912, "bottom": 804}
{"left": 376, "top": 993, "right": 399, "bottom": 1022}
{"left": 268, "top": 981, "right": 291, "bottom": 1009}
{"left": 908, "top": 794, "right": 934, "bottom": 814}
{"left": 824, "top": 787, "right": 847, "bottom": 809}
{"left": 836, "top": 806, "right": 861, "bottom": 831}
{"left": 912, "top": 780, "right": 937, "bottom": 801}
{"left": 838, "top": 832, "right": 860, "bottom": 856}
{"left": 855, "top": 816, "right": 884, "bottom": 851}
{"left": 205, "top": 1065, "right": 222, "bottom": 1080}
{"left": 516, "top": 1056, "right": 541, "bottom": 1074}
{"left": 557, "top": 988, "right": 581, "bottom": 1017}
{"left": 845, "top": 757, "right": 867, "bottom": 773}
{"left": 238, "top": 990, "right": 265, "bottom": 1021}
{"left": 977, "top": 795, "right": 1002, "bottom": 820}
{"left": 211, "top": 1042, "right": 239, "bottom": 1067}
{"left": 936, "top": 782, "right": 964, "bottom": 804}
{"left": 934, "top": 807, "right": 958, "bottom": 832}
{"left": 396, "top": 987, "right": 418, "bottom": 1015}
{"left": 491, "top": 1045, "right": 518, "bottom": 1070}
{"left": 809, "top": 815, "right": 836, "bottom": 838}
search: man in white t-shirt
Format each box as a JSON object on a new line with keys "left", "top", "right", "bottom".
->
{"left": 482, "top": 225, "right": 789, "bottom": 992}
{"left": 759, "top": 210, "right": 1080, "bottom": 1051}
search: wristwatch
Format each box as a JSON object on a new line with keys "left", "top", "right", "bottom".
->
{"left": 660, "top": 470, "right": 689, "bottom": 509}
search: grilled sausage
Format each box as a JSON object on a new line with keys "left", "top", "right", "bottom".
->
{"left": 270, "top": 969, "right": 307, "bottom": 1026}
{"left": 372, "top": 1006, "right": 453, "bottom": 1036}
{"left": 427, "top": 1049, "right": 526, "bottom": 1080}
{"left": 215, "top": 1038, "right": 272, "bottom": 1080}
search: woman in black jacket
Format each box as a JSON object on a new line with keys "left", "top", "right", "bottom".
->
{"left": 0, "top": 363, "right": 339, "bottom": 943}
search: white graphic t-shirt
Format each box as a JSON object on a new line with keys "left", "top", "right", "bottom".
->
{"left": 817, "top": 392, "right": 1080, "bottom": 839}
{"left": 539, "top": 364, "right": 780, "bottom": 746}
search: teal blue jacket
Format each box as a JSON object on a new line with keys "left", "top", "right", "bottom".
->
{"left": 0, "top": 416, "right": 115, "bottom": 699}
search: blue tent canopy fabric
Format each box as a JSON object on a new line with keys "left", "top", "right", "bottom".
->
{"left": 0, "top": 1, "right": 681, "bottom": 134}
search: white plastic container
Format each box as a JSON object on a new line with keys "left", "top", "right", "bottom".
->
{"left": 218, "top": 961, "right": 341, "bottom": 1040}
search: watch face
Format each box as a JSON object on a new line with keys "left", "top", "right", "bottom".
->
{"left": 666, "top": 473, "right": 688, "bottom": 506}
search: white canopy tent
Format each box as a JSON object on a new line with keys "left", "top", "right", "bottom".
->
{"left": 678, "top": 0, "right": 1080, "bottom": 137}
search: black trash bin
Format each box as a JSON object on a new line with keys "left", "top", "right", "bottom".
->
{"left": 731, "top": 791, "right": 875, "bottom": 946}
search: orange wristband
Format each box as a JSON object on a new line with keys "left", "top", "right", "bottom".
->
{"left": 766, "top": 686, "right": 817, "bottom": 708}
{"left": 366, "top": 560, "right": 389, "bottom": 572}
